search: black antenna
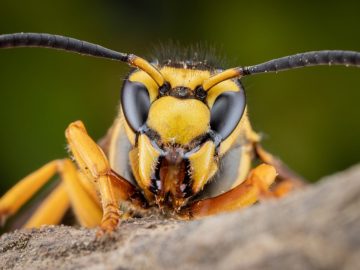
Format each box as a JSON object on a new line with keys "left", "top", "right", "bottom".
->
{"left": 0, "top": 32, "right": 129, "bottom": 62}
{"left": 202, "top": 50, "right": 360, "bottom": 91}
{"left": 242, "top": 50, "right": 360, "bottom": 75}
{"left": 0, "top": 32, "right": 167, "bottom": 86}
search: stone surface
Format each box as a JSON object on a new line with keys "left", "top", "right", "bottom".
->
{"left": 1, "top": 165, "right": 360, "bottom": 270}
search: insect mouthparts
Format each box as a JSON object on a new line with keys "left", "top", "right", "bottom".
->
{"left": 164, "top": 147, "right": 185, "bottom": 165}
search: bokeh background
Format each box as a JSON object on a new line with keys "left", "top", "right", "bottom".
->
{"left": 0, "top": 0, "right": 359, "bottom": 194}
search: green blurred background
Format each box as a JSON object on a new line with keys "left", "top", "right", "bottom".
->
{"left": 0, "top": 0, "right": 359, "bottom": 194}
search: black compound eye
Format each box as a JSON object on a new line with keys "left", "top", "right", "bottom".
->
{"left": 121, "top": 80, "right": 150, "bottom": 132}
{"left": 210, "top": 90, "right": 246, "bottom": 140}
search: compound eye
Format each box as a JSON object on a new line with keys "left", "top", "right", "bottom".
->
{"left": 210, "top": 90, "right": 246, "bottom": 140}
{"left": 121, "top": 80, "right": 150, "bottom": 132}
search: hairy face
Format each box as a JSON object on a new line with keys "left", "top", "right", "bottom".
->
{"left": 121, "top": 66, "right": 246, "bottom": 208}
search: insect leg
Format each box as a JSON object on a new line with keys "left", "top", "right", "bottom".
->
{"left": 0, "top": 160, "right": 61, "bottom": 224}
{"left": 65, "top": 120, "right": 142, "bottom": 234}
{"left": 0, "top": 159, "right": 102, "bottom": 228}
{"left": 40, "top": 159, "right": 102, "bottom": 228}
{"left": 23, "top": 182, "right": 70, "bottom": 228}
{"left": 182, "top": 164, "right": 277, "bottom": 218}
{"left": 254, "top": 143, "right": 306, "bottom": 197}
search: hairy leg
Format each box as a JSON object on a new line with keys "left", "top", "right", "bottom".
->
{"left": 65, "top": 121, "right": 144, "bottom": 234}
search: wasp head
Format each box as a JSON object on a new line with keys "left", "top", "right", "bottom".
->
{"left": 121, "top": 65, "right": 246, "bottom": 210}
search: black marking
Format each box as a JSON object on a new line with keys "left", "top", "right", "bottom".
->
{"left": 207, "top": 130, "right": 223, "bottom": 152}
{"left": 158, "top": 83, "right": 207, "bottom": 101}
{"left": 182, "top": 158, "right": 194, "bottom": 198}
{"left": 158, "top": 81, "right": 171, "bottom": 96}
{"left": 168, "top": 87, "right": 193, "bottom": 99}
{"left": 194, "top": 86, "right": 207, "bottom": 101}
{"left": 137, "top": 125, "right": 163, "bottom": 149}
{"left": 186, "top": 134, "right": 210, "bottom": 153}
{"left": 149, "top": 155, "right": 165, "bottom": 195}
{"left": 150, "top": 156, "right": 164, "bottom": 195}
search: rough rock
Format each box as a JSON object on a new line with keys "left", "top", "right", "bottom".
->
{"left": 1, "top": 165, "right": 360, "bottom": 270}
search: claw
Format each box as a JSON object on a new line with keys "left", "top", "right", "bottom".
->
{"left": 96, "top": 218, "right": 120, "bottom": 238}
{"left": 96, "top": 205, "right": 121, "bottom": 238}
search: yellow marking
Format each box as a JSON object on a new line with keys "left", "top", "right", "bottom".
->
{"left": 129, "top": 148, "right": 141, "bottom": 186}
{"left": 147, "top": 96, "right": 210, "bottom": 145}
{"left": 160, "top": 67, "right": 211, "bottom": 89}
{"left": 206, "top": 162, "right": 219, "bottom": 182}
{"left": 122, "top": 116, "right": 136, "bottom": 146}
{"left": 138, "top": 134, "right": 160, "bottom": 189}
{"left": 188, "top": 141, "right": 217, "bottom": 193}
{"left": 129, "top": 71, "right": 159, "bottom": 103}
{"left": 206, "top": 79, "right": 239, "bottom": 108}
{"left": 128, "top": 147, "right": 153, "bottom": 201}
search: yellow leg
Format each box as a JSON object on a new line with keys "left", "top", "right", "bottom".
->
{"left": 183, "top": 164, "right": 277, "bottom": 218}
{"left": 254, "top": 144, "right": 306, "bottom": 195}
{"left": 60, "top": 159, "right": 102, "bottom": 227}
{"left": 0, "top": 159, "right": 102, "bottom": 228}
{"left": 0, "top": 160, "right": 60, "bottom": 223}
{"left": 24, "top": 182, "right": 70, "bottom": 228}
{"left": 65, "top": 121, "right": 142, "bottom": 234}
{"left": 78, "top": 171, "right": 101, "bottom": 207}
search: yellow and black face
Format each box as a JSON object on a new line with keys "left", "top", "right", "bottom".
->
{"left": 121, "top": 64, "right": 246, "bottom": 209}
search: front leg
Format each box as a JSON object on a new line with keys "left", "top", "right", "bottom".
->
{"left": 254, "top": 144, "right": 306, "bottom": 197}
{"left": 65, "top": 121, "right": 141, "bottom": 234}
{"left": 182, "top": 164, "right": 277, "bottom": 218}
